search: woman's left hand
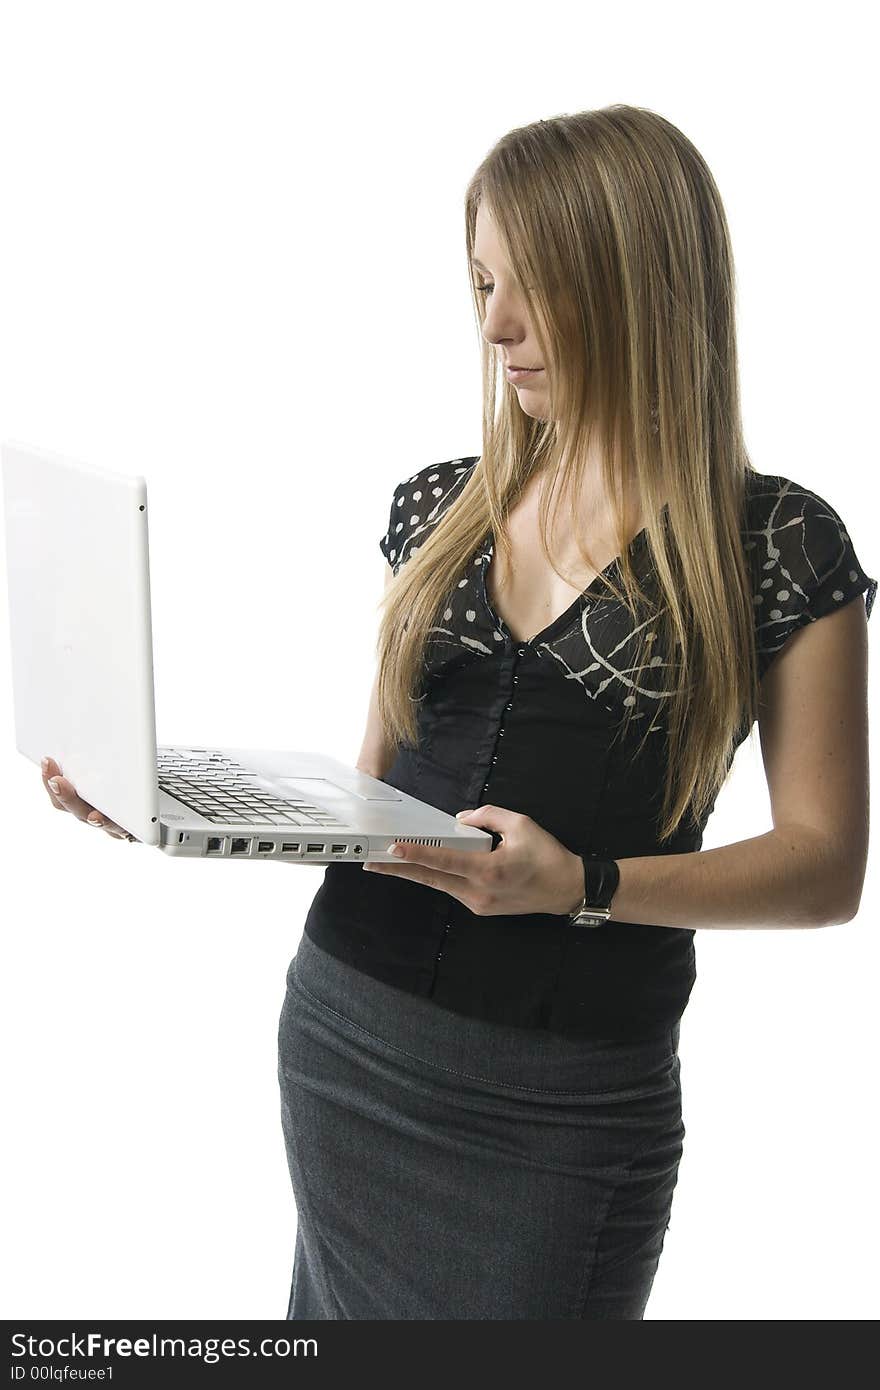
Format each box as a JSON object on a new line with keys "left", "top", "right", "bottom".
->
{"left": 362, "top": 804, "right": 584, "bottom": 917}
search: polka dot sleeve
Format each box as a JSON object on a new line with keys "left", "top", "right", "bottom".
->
{"left": 379, "top": 483, "right": 407, "bottom": 572}
{"left": 749, "top": 474, "right": 877, "bottom": 679}
{"left": 378, "top": 457, "right": 480, "bottom": 574}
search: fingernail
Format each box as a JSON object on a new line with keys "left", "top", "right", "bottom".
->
{"left": 41, "top": 758, "right": 49, "bottom": 772}
{"left": 455, "top": 810, "right": 474, "bottom": 819}
{"left": 388, "top": 843, "right": 402, "bottom": 856}
{"left": 48, "top": 778, "right": 61, "bottom": 793}
{"left": 87, "top": 816, "right": 103, "bottom": 826}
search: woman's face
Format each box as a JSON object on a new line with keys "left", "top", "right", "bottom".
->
{"left": 472, "top": 203, "right": 549, "bottom": 421}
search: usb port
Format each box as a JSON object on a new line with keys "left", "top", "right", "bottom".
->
{"left": 306, "top": 843, "right": 325, "bottom": 853}
{"left": 258, "top": 841, "right": 275, "bottom": 853}
{"left": 281, "top": 843, "right": 300, "bottom": 853}
{"left": 231, "top": 837, "right": 251, "bottom": 854}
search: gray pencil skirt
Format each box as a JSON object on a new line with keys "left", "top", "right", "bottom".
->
{"left": 277, "top": 929, "right": 685, "bottom": 1320}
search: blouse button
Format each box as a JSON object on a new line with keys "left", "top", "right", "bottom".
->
{"left": 491, "top": 755, "right": 498, "bottom": 763}
{"left": 505, "top": 701, "right": 513, "bottom": 710}
{"left": 517, "top": 647, "right": 527, "bottom": 657}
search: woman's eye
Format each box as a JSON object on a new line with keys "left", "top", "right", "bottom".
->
{"left": 475, "top": 281, "right": 494, "bottom": 297}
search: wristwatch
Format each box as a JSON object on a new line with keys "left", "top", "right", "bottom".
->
{"left": 566, "top": 855, "right": 620, "bottom": 928}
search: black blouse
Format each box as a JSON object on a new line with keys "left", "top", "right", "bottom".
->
{"left": 303, "top": 457, "right": 877, "bottom": 1040}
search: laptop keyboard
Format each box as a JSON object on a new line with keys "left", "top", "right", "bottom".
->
{"left": 156, "top": 747, "right": 346, "bottom": 827}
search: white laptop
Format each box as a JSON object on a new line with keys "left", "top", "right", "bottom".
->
{"left": 1, "top": 441, "right": 494, "bottom": 864}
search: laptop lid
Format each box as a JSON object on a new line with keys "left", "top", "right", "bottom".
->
{"left": 2, "top": 440, "right": 163, "bottom": 845}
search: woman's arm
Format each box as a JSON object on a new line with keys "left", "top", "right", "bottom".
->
{"left": 355, "top": 562, "right": 399, "bottom": 780}
{"left": 604, "top": 596, "right": 870, "bottom": 929}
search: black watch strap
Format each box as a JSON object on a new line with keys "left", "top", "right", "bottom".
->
{"left": 567, "top": 855, "right": 620, "bottom": 927}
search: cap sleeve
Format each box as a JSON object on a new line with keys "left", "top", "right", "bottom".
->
{"left": 748, "top": 474, "right": 877, "bottom": 679}
{"left": 378, "top": 457, "right": 479, "bottom": 575}
{"left": 378, "top": 482, "right": 407, "bottom": 571}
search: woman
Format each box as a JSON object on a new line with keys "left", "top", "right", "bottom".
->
{"left": 276, "top": 105, "right": 876, "bottom": 1319}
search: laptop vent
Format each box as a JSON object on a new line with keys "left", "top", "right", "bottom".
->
{"left": 395, "top": 836, "right": 443, "bottom": 847}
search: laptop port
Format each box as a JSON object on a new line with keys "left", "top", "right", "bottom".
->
{"left": 258, "top": 841, "right": 275, "bottom": 853}
{"left": 231, "top": 837, "right": 251, "bottom": 855}
{"left": 306, "top": 843, "right": 325, "bottom": 854}
{"left": 281, "top": 843, "right": 301, "bottom": 853}
{"left": 331, "top": 843, "right": 347, "bottom": 854}
{"left": 206, "top": 837, "right": 225, "bottom": 854}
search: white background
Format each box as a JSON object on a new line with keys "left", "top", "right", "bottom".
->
{"left": 1, "top": 0, "right": 876, "bottom": 1321}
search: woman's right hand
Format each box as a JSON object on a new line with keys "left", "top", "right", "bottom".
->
{"left": 41, "top": 755, "right": 135, "bottom": 841}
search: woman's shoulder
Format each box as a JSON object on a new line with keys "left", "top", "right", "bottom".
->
{"left": 742, "top": 467, "right": 867, "bottom": 529}
{"left": 743, "top": 467, "right": 824, "bottom": 517}
{"left": 741, "top": 468, "right": 868, "bottom": 582}
{"left": 741, "top": 468, "right": 876, "bottom": 676}
{"left": 379, "top": 455, "right": 480, "bottom": 571}
{"left": 392, "top": 454, "right": 480, "bottom": 504}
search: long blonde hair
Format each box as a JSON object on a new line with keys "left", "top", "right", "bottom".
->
{"left": 376, "top": 103, "right": 759, "bottom": 844}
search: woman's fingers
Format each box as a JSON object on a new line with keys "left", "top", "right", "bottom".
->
{"left": 44, "top": 771, "right": 93, "bottom": 819}
{"left": 41, "top": 755, "right": 67, "bottom": 807}
{"left": 41, "top": 756, "right": 133, "bottom": 839}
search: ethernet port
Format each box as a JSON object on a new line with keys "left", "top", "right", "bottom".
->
{"left": 206, "top": 837, "right": 225, "bottom": 855}
{"left": 231, "top": 837, "right": 251, "bottom": 855}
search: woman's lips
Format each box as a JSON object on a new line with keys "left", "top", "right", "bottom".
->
{"left": 506, "top": 367, "right": 544, "bottom": 382}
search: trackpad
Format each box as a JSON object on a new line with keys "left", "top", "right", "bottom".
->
{"left": 278, "top": 776, "right": 402, "bottom": 803}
